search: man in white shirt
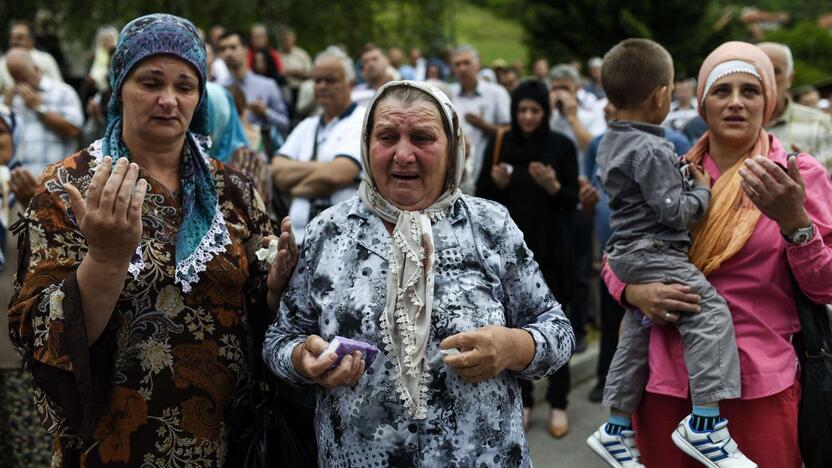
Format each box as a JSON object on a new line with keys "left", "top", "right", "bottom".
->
{"left": 449, "top": 45, "right": 511, "bottom": 194}
{"left": 270, "top": 49, "right": 364, "bottom": 241}
{"left": 548, "top": 63, "right": 607, "bottom": 156}
{"left": 0, "top": 20, "right": 63, "bottom": 93}
{"left": 663, "top": 78, "right": 698, "bottom": 132}
{"left": 352, "top": 44, "right": 393, "bottom": 108}
{"left": 4, "top": 48, "right": 82, "bottom": 178}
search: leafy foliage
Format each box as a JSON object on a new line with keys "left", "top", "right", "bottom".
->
{"left": 5, "top": 0, "right": 831, "bottom": 87}
{"left": 4, "top": 0, "right": 454, "bottom": 57}
{"left": 515, "top": 0, "right": 747, "bottom": 78}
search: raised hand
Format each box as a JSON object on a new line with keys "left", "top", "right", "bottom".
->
{"left": 529, "top": 161, "right": 561, "bottom": 195}
{"left": 9, "top": 167, "right": 39, "bottom": 207}
{"left": 578, "top": 180, "right": 600, "bottom": 216}
{"left": 490, "top": 163, "right": 511, "bottom": 190}
{"left": 739, "top": 155, "right": 811, "bottom": 234}
{"left": 265, "top": 216, "right": 299, "bottom": 300}
{"left": 16, "top": 83, "right": 44, "bottom": 110}
{"left": 64, "top": 156, "right": 147, "bottom": 268}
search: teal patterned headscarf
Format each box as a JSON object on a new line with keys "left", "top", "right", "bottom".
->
{"left": 103, "top": 14, "right": 229, "bottom": 292}
{"left": 206, "top": 82, "right": 249, "bottom": 163}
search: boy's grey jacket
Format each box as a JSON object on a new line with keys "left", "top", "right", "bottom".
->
{"left": 597, "top": 120, "right": 711, "bottom": 248}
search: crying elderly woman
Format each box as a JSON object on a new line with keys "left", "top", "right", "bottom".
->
{"left": 263, "top": 80, "right": 574, "bottom": 467}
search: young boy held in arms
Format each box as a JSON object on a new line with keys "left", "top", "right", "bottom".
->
{"left": 586, "top": 39, "right": 756, "bottom": 468}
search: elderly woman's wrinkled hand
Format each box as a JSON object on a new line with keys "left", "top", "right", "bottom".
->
{"left": 265, "top": 216, "right": 298, "bottom": 298}
{"left": 63, "top": 156, "right": 147, "bottom": 268}
{"left": 738, "top": 155, "right": 812, "bottom": 234}
{"left": 292, "top": 335, "right": 366, "bottom": 389}
{"left": 440, "top": 326, "right": 534, "bottom": 384}
{"left": 623, "top": 282, "right": 701, "bottom": 325}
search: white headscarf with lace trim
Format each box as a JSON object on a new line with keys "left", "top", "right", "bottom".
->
{"left": 357, "top": 81, "right": 466, "bottom": 419}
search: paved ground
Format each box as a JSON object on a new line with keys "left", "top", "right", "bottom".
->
{"left": 527, "top": 379, "right": 609, "bottom": 468}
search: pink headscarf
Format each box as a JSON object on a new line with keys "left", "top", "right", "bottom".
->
{"left": 686, "top": 41, "right": 777, "bottom": 276}
{"left": 695, "top": 41, "right": 777, "bottom": 124}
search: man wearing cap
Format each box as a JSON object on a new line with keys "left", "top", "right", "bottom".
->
{"left": 493, "top": 59, "right": 519, "bottom": 93}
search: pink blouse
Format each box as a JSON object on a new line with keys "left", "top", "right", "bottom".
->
{"left": 603, "top": 136, "right": 832, "bottom": 400}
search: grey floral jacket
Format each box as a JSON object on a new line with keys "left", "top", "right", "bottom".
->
{"left": 263, "top": 196, "right": 574, "bottom": 467}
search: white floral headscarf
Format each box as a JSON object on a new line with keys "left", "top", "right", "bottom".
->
{"left": 358, "top": 81, "right": 466, "bottom": 419}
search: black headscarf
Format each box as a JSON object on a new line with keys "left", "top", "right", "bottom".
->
{"left": 510, "top": 79, "right": 551, "bottom": 144}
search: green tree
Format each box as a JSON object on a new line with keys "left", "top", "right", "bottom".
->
{"left": 514, "top": 0, "right": 746, "bottom": 78}
{"left": 5, "top": 0, "right": 453, "bottom": 60}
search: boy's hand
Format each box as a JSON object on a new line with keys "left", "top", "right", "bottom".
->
{"left": 689, "top": 163, "right": 710, "bottom": 188}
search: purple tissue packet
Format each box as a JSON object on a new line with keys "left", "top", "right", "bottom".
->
{"left": 633, "top": 310, "right": 654, "bottom": 328}
{"left": 322, "top": 336, "right": 379, "bottom": 368}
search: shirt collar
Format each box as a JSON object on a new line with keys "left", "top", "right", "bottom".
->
{"left": 233, "top": 71, "right": 250, "bottom": 86}
{"left": 456, "top": 80, "right": 482, "bottom": 97}
{"left": 609, "top": 119, "right": 666, "bottom": 138}
{"left": 319, "top": 102, "right": 357, "bottom": 126}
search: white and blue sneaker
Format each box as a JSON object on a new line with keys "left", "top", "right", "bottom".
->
{"left": 587, "top": 423, "right": 645, "bottom": 468}
{"left": 671, "top": 415, "right": 757, "bottom": 467}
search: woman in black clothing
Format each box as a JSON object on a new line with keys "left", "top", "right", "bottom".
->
{"left": 477, "top": 79, "right": 579, "bottom": 438}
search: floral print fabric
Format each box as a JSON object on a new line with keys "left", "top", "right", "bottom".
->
{"left": 8, "top": 145, "right": 273, "bottom": 467}
{"left": 263, "top": 196, "right": 574, "bottom": 467}
{"left": 0, "top": 369, "right": 53, "bottom": 468}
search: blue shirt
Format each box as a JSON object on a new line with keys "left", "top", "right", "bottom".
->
{"left": 398, "top": 65, "right": 416, "bottom": 81}
{"left": 221, "top": 72, "right": 289, "bottom": 135}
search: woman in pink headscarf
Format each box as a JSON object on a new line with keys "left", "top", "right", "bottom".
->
{"left": 603, "top": 41, "right": 832, "bottom": 467}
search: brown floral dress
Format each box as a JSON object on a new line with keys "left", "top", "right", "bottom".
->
{"left": 8, "top": 143, "right": 275, "bottom": 467}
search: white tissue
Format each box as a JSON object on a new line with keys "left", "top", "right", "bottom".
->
{"left": 255, "top": 239, "right": 279, "bottom": 264}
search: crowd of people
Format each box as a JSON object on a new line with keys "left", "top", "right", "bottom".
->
{"left": 0, "top": 11, "right": 830, "bottom": 468}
